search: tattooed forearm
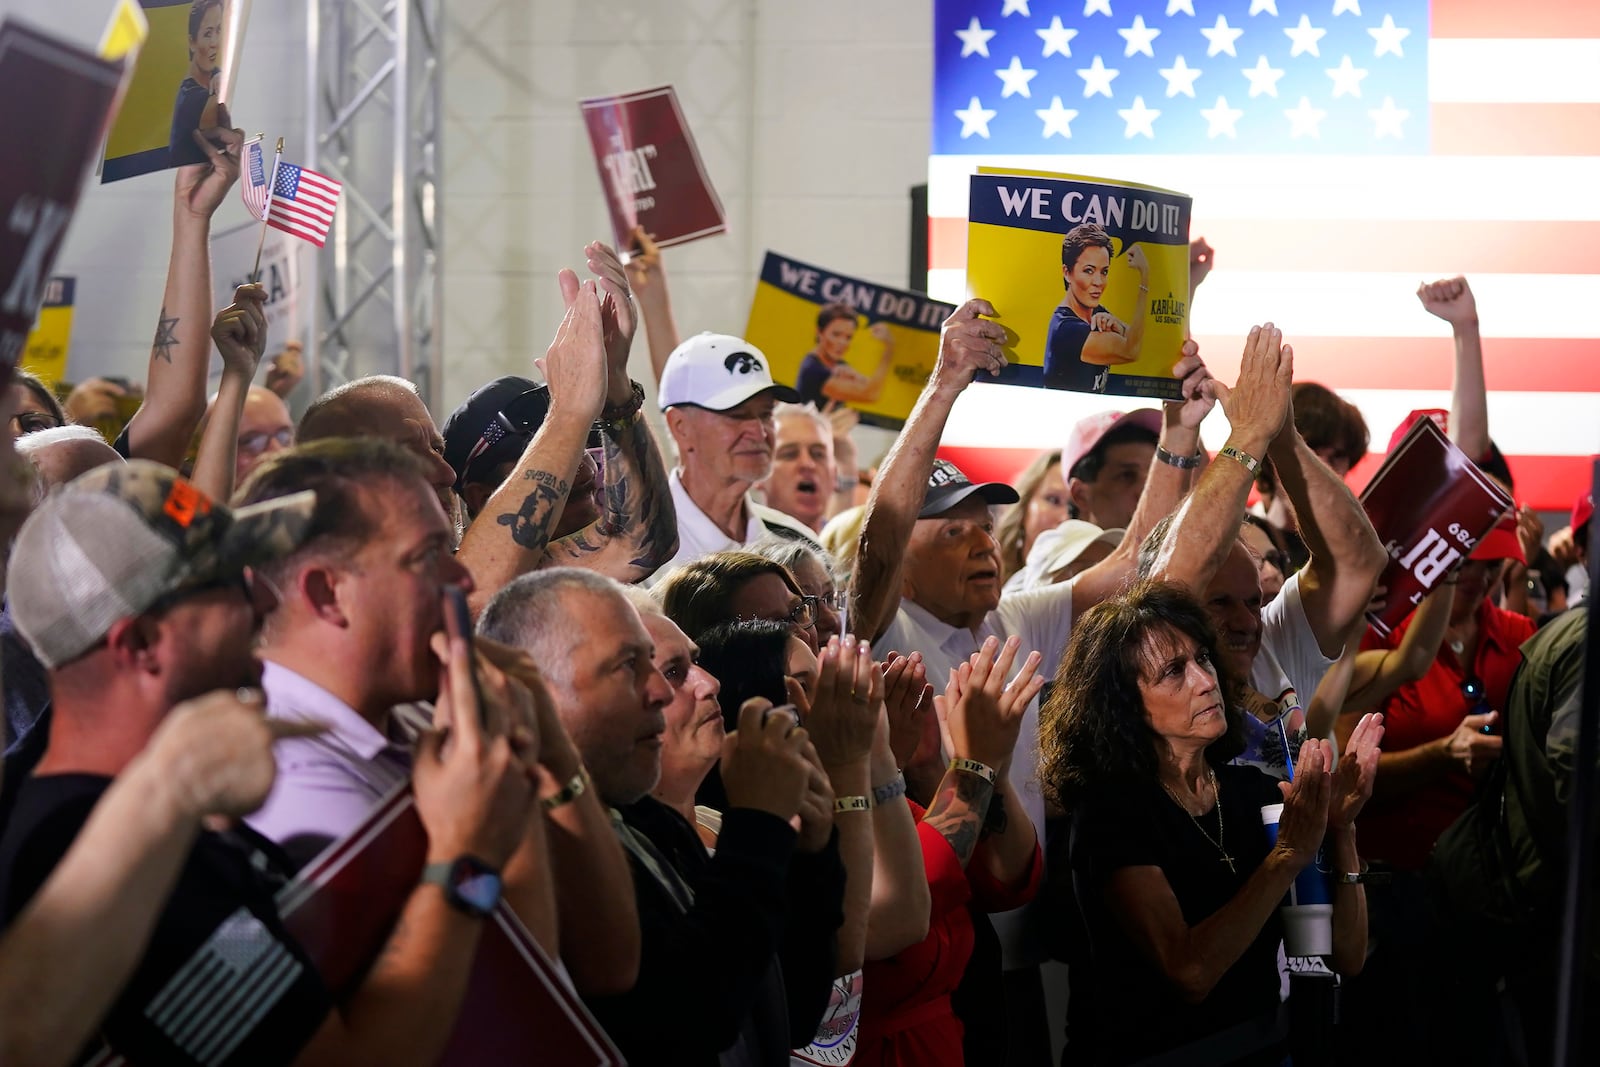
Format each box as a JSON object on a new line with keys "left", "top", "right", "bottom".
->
{"left": 920, "top": 769, "right": 993, "bottom": 868}
{"left": 151, "top": 306, "right": 179, "bottom": 363}
{"left": 498, "top": 471, "right": 570, "bottom": 552}
{"left": 597, "top": 429, "right": 632, "bottom": 537}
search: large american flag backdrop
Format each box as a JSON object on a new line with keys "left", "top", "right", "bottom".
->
{"left": 927, "top": 0, "right": 1600, "bottom": 511}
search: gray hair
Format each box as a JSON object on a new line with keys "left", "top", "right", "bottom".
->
{"left": 16, "top": 424, "right": 110, "bottom": 457}
{"left": 617, "top": 581, "right": 665, "bottom": 621}
{"left": 477, "top": 568, "right": 628, "bottom": 687}
{"left": 772, "top": 402, "right": 831, "bottom": 438}
{"left": 747, "top": 533, "right": 839, "bottom": 587}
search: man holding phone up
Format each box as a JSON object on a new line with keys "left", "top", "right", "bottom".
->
{"left": 238, "top": 438, "right": 642, "bottom": 998}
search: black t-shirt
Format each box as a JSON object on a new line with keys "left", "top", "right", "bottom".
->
{"left": 0, "top": 774, "right": 332, "bottom": 1066}
{"left": 1067, "top": 764, "right": 1286, "bottom": 1065}
{"left": 170, "top": 77, "right": 212, "bottom": 166}
{"left": 795, "top": 352, "right": 830, "bottom": 409}
{"left": 1043, "top": 302, "right": 1108, "bottom": 392}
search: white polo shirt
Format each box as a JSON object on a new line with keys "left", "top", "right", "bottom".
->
{"left": 877, "top": 581, "right": 1077, "bottom": 970}
{"left": 652, "top": 468, "right": 817, "bottom": 582}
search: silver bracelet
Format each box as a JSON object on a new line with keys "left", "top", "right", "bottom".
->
{"left": 1155, "top": 444, "right": 1202, "bottom": 469}
{"left": 872, "top": 773, "right": 907, "bottom": 806}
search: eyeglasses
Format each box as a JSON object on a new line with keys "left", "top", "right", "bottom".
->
{"left": 10, "top": 411, "right": 62, "bottom": 436}
{"left": 238, "top": 426, "right": 293, "bottom": 455}
{"left": 744, "top": 597, "right": 816, "bottom": 630}
{"left": 809, "top": 589, "right": 847, "bottom": 613}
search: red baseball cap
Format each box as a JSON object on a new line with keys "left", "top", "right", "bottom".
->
{"left": 1062, "top": 409, "right": 1163, "bottom": 478}
{"left": 1470, "top": 512, "right": 1525, "bottom": 564}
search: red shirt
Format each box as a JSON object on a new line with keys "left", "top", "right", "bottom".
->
{"left": 854, "top": 800, "right": 1041, "bottom": 1067}
{"left": 1357, "top": 599, "right": 1534, "bottom": 870}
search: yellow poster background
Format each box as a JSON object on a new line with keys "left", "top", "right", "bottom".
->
{"left": 966, "top": 167, "right": 1192, "bottom": 400}
{"left": 745, "top": 269, "right": 948, "bottom": 430}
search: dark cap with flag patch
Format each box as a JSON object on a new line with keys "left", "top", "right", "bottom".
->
{"left": 919, "top": 459, "right": 1019, "bottom": 518}
{"left": 9, "top": 461, "right": 315, "bottom": 669}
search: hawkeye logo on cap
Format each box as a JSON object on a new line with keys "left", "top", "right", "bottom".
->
{"left": 723, "top": 352, "right": 762, "bottom": 375}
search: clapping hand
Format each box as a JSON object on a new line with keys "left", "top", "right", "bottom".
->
{"left": 1329, "top": 713, "right": 1384, "bottom": 830}
{"left": 539, "top": 274, "right": 608, "bottom": 421}
{"left": 1210, "top": 324, "right": 1293, "bottom": 452}
{"left": 1274, "top": 739, "right": 1333, "bottom": 869}
{"left": 933, "top": 635, "right": 1046, "bottom": 774}
{"left": 583, "top": 240, "right": 638, "bottom": 404}
{"left": 881, "top": 651, "right": 935, "bottom": 770}
{"left": 792, "top": 634, "right": 880, "bottom": 768}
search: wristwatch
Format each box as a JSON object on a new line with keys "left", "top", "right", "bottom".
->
{"left": 421, "top": 855, "right": 503, "bottom": 919}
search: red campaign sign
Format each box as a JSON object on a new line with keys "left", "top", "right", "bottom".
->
{"left": 88, "top": 785, "right": 624, "bottom": 1066}
{"left": 1359, "top": 416, "right": 1515, "bottom": 638}
{"left": 0, "top": 21, "right": 125, "bottom": 386}
{"left": 580, "top": 85, "right": 727, "bottom": 252}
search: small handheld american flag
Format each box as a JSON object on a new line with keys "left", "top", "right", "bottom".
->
{"left": 240, "top": 136, "right": 342, "bottom": 248}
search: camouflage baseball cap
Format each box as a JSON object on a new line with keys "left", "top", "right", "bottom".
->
{"left": 10, "top": 460, "right": 315, "bottom": 669}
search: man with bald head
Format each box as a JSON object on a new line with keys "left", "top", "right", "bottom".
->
{"left": 232, "top": 385, "right": 294, "bottom": 485}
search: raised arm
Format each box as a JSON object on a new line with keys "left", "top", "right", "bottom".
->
{"left": 0, "top": 692, "right": 306, "bottom": 1067}
{"left": 1265, "top": 425, "right": 1388, "bottom": 656}
{"left": 295, "top": 626, "right": 538, "bottom": 1067}
{"left": 1070, "top": 343, "right": 1215, "bottom": 615}
{"left": 1147, "top": 324, "right": 1294, "bottom": 593}
{"left": 623, "top": 227, "right": 681, "bottom": 385}
{"left": 190, "top": 284, "right": 267, "bottom": 501}
{"left": 1418, "top": 276, "right": 1488, "bottom": 462}
{"left": 1340, "top": 579, "right": 1453, "bottom": 714}
{"left": 124, "top": 116, "right": 243, "bottom": 468}
{"left": 850, "top": 299, "right": 1008, "bottom": 643}
{"left": 456, "top": 276, "right": 605, "bottom": 615}
{"left": 542, "top": 242, "right": 678, "bottom": 581}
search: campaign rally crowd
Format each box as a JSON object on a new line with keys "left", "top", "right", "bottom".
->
{"left": 0, "top": 105, "right": 1593, "bottom": 1067}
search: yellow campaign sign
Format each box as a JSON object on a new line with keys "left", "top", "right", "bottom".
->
{"left": 98, "top": 0, "right": 150, "bottom": 60}
{"left": 965, "top": 166, "right": 1192, "bottom": 401}
{"left": 20, "top": 277, "right": 75, "bottom": 386}
{"left": 102, "top": 0, "right": 243, "bottom": 182}
{"left": 744, "top": 252, "right": 955, "bottom": 430}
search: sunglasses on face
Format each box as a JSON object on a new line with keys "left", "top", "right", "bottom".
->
{"left": 1261, "top": 549, "right": 1290, "bottom": 574}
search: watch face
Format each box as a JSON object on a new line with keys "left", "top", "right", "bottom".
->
{"left": 452, "top": 860, "right": 503, "bottom": 915}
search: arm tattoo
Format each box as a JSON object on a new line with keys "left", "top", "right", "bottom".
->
{"left": 497, "top": 469, "right": 570, "bottom": 552}
{"left": 921, "top": 770, "right": 993, "bottom": 868}
{"left": 564, "top": 416, "right": 676, "bottom": 571}
{"left": 152, "top": 306, "right": 179, "bottom": 364}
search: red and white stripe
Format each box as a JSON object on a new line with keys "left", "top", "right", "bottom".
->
{"left": 928, "top": 0, "right": 1600, "bottom": 511}
{"left": 269, "top": 169, "right": 340, "bottom": 248}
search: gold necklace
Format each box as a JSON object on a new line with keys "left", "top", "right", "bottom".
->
{"left": 1163, "top": 768, "right": 1236, "bottom": 873}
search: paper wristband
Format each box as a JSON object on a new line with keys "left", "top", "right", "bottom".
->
{"left": 1219, "top": 445, "right": 1261, "bottom": 477}
{"left": 833, "top": 795, "right": 871, "bottom": 814}
{"left": 949, "top": 757, "right": 997, "bottom": 784}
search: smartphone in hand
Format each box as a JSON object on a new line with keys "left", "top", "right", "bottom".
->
{"left": 442, "top": 585, "right": 488, "bottom": 729}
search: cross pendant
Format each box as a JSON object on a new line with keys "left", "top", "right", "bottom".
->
{"left": 1220, "top": 853, "right": 1236, "bottom": 873}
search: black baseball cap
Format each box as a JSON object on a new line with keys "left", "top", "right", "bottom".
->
{"left": 442, "top": 376, "right": 550, "bottom": 491}
{"left": 919, "top": 459, "right": 1019, "bottom": 518}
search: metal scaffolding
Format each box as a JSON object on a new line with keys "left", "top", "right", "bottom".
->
{"left": 303, "top": 0, "right": 443, "bottom": 415}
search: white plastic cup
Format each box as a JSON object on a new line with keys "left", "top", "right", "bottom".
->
{"left": 1261, "top": 803, "right": 1335, "bottom": 958}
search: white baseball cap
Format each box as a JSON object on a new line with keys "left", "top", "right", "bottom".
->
{"left": 658, "top": 332, "right": 801, "bottom": 412}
